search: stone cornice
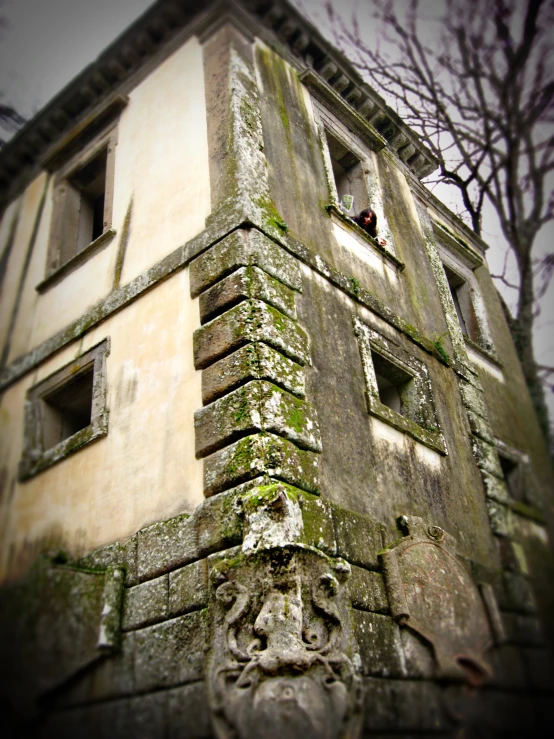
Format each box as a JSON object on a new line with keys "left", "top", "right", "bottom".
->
{"left": 0, "top": 0, "right": 438, "bottom": 211}
{"left": 242, "top": 0, "right": 437, "bottom": 177}
{"left": 0, "top": 0, "right": 215, "bottom": 209}
{"left": 410, "top": 175, "right": 490, "bottom": 257}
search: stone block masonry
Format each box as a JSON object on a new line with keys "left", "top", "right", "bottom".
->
{"left": 190, "top": 227, "right": 323, "bottom": 498}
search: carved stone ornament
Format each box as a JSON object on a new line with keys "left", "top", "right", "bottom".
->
{"left": 207, "top": 484, "right": 363, "bottom": 739}
{"left": 380, "top": 516, "right": 503, "bottom": 686}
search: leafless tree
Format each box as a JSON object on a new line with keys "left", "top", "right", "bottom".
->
{"left": 327, "top": 0, "right": 554, "bottom": 443}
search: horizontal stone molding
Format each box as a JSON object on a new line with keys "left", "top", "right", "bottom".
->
{"left": 194, "top": 379, "right": 321, "bottom": 457}
{"left": 0, "top": 209, "right": 452, "bottom": 393}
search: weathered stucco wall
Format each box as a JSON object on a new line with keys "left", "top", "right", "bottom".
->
{"left": 296, "top": 265, "right": 497, "bottom": 564}
{"left": 473, "top": 265, "right": 554, "bottom": 502}
{"left": 0, "top": 176, "right": 49, "bottom": 361}
{"left": 0, "top": 268, "right": 203, "bottom": 582}
{"left": 116, "top": 36, "right": 211, "bottom": 285}
{"left": 255, "top": 44, "right": 450, "bottom": 347}
{"left": 0, "top": 5, "right": 553, "bottom": 735}
{"left": 0, "top": 36, "right": 210, "bottom": 366}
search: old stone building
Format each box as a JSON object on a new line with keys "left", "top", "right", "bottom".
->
{"left": 0, "top": 0, "right": 552, "bottom": 736}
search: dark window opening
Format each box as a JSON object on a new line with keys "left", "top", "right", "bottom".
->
{"left": 498, "top": 453, "right": 524, "bottom": 502}
{"left": 443, "top": 264, "right": 482, "bottom": 343}
{"left": 39, "top": 368, "right": 94, "bottom": 449}
{"left": 20, "top": 339, "right": 110, "bottom": 481}
{"left": 372, "top": 350, "right": 414, "bottom": 418}
{"left": 69, "top": 148, "right": 108, "bottom": 252}
{"left": 354, "top": 317, "right": 446, "bottom": 454}
{"left": 325, "top": 130, "right": 366, "bottom": 214}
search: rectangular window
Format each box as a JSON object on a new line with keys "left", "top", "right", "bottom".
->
{"left": 45, "top": 127, "right": 117, "bottom": 283}
{"left": 372, "top": 351, "right": 414, "bottom": 417}
{"left": 494, "top": 439, "right": 543, "bottom": 511}
{"left": 40, "top": 368, "right": 94, "bottom": 449}
{"left": 69, "top": 147, "right": 108, "bottom": 252}
{"left": 19, "top": 339, "right": 110, "bottom": 480}
{"left": 325, "top": 130, "right": 366, "bottom": 215}
{"left": 354, "top": 316, "right": 447, "bottom": 454}
{"left": 498, "top": 453, "right": 524, "bottom": 503}
{"left": 443, "top": 264, "right": 483, "bottom": 344}
{"left": 319, "top": 121, "right": 396, "bottom": 263}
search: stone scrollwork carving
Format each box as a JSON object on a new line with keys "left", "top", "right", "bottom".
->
{"left": 380, "top": 516, "right": 504, "bottom": 686}
{"left": 207, "top": 484, "right": 362, "bottom": 739}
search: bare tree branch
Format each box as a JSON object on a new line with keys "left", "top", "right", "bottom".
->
{"left": 327, "top": 0, "right": 554, "bottom": 442}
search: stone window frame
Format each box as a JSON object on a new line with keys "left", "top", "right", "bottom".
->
{"left": 19, "top": 338, "right": 110, "bottom": 481}
{"left": 314, "top": 103, "right": 398, "bottom": 262}
{"left": 434, "top": 223, "right": 497, "bottom": 361}
{"left": 494, "top": 438, "right": 541, "bottom": 511}
{"left": 38, "top": 122, "right": 118, "bottom": 292}
{"left": 353, "top": 316, "right": 447, "bottom": 455}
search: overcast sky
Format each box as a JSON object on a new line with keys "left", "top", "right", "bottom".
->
{"left": 1, "top": 0, "right": 552, "bottom": 419}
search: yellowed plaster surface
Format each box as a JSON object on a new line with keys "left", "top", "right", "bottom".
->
{"left": 0, "top": 177, "right": 46, "bottom": 354}
{"left": 28, "top": 236, "right": 115, "bottom": 351}
{"left": 116, "top": 36, "right": 211, "bottom": 285}
{"left": 0, "top": 269, "right": 203, "bottom": 582}
{"left": 7, "top": 177, "right": 53, "bottom": 364}
{"left": 1, "top": 36, "right": 210, "bottom": 364}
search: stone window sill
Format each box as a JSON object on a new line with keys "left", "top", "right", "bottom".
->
{"left": 354, "top": 316, "right": 447, "bottom": 456}
{"left": 37, "top": 228, "right": 116, "bottom": 294}
{"left": 326, "top": 204, "right": 405, "bottom": 272}
{"left": 18, "top": 339, "right": 110, "bottom": 481}
{"left": 19, "top": 421, "right": 108, "bottom": 481}
{"left": 463, "top": 334, "right": 502, "bottom": 369}
{"left": 366, "top": 391, "right": 447, "bottom": 455}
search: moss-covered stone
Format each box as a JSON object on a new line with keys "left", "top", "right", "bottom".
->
{"left": 133, "top": 611, "right": 206, "bottom": 693}
{"left": 465, "top": 408, "right": 495, "bottom": 444}
{"left": 362, "top": 677, "right": 448, "bottom": 732}
{"left": 300, "top": 495, "right": 337, "bottom": 555}
{"left": 0, "top": 557, "right": 117, "bottom": 712}
{"left": 352, "top": 610, "right": 405, "bottom": 678}
{"left": 203, "top": 432, "right": 320, "bottom": 497}
{"left": 486, "top": 498, "right": 515, "bottom": 537}
{"left": 201, "top": 341, "right": 305, "bottom": 404}
{"left": 194, "top": 379, "right": 321, "bottom": 457}
{"left": 193, "top": 299, "right": 310, "bottom": 369}
{"left": 499, "top": 572, "right": 537, "bottom": 615}
{"left": 168, "top": 560, "right": 208, "bottom": 618}
{"left": 199, "top": 265, "right": 297, "bottom": 324}
{"left": 122, "top": 574, "right": 168, "bottom": 631}
{"left": 502, "top": 612, "right": 544, "bottom": 646}
{"left": 472, "top": 437, "right": 504, "bottom": 479}
{"left": 349, "top": 565, "right": 389, "bottom": 614}
{"left": 190, "top": 228, "right": 302, "bottom": 296}
{"left": 330, "top": 503, "right": 385, "bottom": 570}
{"left": 458, "top": 376, "right": 489, "bottom": 418}
{"left": 195, "top": 489, "right": 243, "bottom": 558}
{"left": 136, "top": 514, "right": 197, "bottom": 583}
